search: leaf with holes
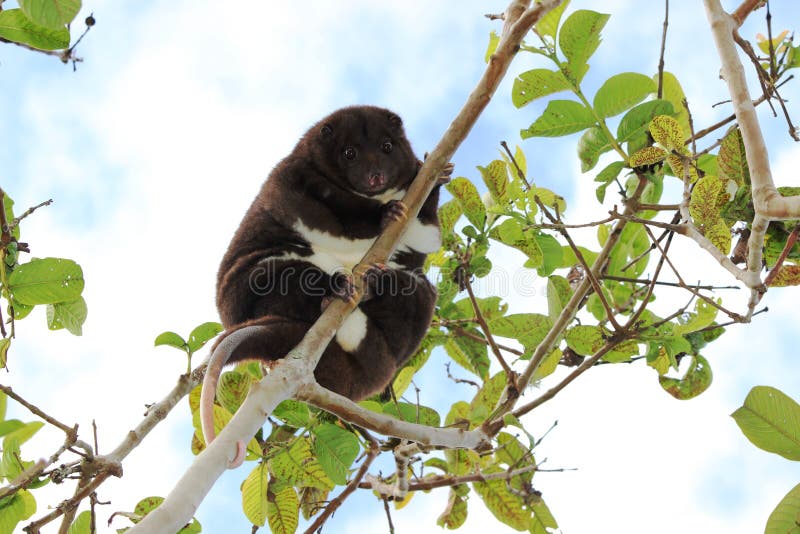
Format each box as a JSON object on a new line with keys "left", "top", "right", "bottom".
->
{"left": 559, "top": 10, "right": 610, "bottom": 83}
{"left": 187, "top": 321, "right": 223, "bottom": 353}
{"left": 512, "top": 68, "right": 571, "bottom": 108}
{"left": 8, "top": 257, "right": 84, "bottom": 305}
{"left": 659, "top": 355, "right": 712, "bottom": 400}
{"left": 46, "top": 297, "right": 87, "bottom": 335}
{"left": 312, "top": 423, "right": 360, "bottom": 486}
{"left": 522, "top": 100, "right": 596, "bottom": 138}
{"left": 593, "top": 72, "right": 656, "bottom": 118}
{"left": 732, "top": 386, "right": 800, "bottom": 460}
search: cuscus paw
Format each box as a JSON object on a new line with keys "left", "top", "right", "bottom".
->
{"left": 417, "top": 152, "right": 455, "bottom": 186}
{"left": 354, "top": 262, "right": 390, "bottom": 301}
{"left": 381, "top": 199, "right": 408, "bottom": 229}
{"left": 322, "top": 272, "right": 357, "bottom": 310}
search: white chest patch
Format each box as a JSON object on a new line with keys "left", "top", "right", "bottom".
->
{"left": 398, "top": 218, "right": 441, "bottom": 254}
{"left": 293, "top": 220, "right": 375, "bottom": 274}
{"left": 335, "top": 307, "right": 369, "bottom": 352}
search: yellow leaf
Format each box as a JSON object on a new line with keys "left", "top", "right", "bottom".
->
{"left": 649, "top": 115, "right": 685, "bottom": 152}
{"left": 628, "top": 146, "right": 667, "bottom": 167}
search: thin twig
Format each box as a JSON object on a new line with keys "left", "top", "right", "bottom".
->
{"left": 657, "top": 0, "right": 669, "bottom": 99}
{"left": 0, "top": 384, "right": 77, "bottom": 438}
{"left": 463, "top": 275, "right": 516, "bottom": 383}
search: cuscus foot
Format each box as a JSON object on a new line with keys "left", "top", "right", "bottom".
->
{"left": 381, "top": 199, "right": 408, "bottom": 229}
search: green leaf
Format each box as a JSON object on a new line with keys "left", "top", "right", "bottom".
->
{"left": 489, "top": 313, "right": 552, "bottom": 352}
{"left": 7, "top": 258, "right": 84, "bottom": 306}
{"left": 154, "top": 331, "right": 187, "bottom": 351}
{"left": 311, "top": 423, "right": 360, "bottom": 486}
{"left": 659, "top": 354, "right": 712, "bottom": 400}
{"left": 617, "top": 99, "right": 675, "bottom": 146}
{"left": 241, "top": 462, "right": 269, "bottom": 526}
{"left": 593, "top": 72, "right": 656, "bottom": 118}
{"left": 565, "top": 325, "right": 604, "bottom": 355}
{"left": 383, "top": 402, "right": 441, "bottom": 427}
{"left": 67, "top": 510, "right": 91, "bottom": 534}
{"left": 604, "top": 340, "right": 639, "bottom": 363}
{"left": 267, "top": 485, "right": 299, "bottom": 534}
{"left": 473, "top": 468, "right": 530, "bottom": 530}
{"left": 535, "top": 0, "right": 570, "bottom": 41}
{"left": 535, "top": 233, "right": 563, "bottom": 277}
{"left": 655, "top": 72, "right": 691, "bottom": 138}
{"left": 718, "top": 127, "right": 750, "bottom": 186}
{"left": 521, "top": 100, "right": 596, "bottom": 138}
{"left": 438, "top": 199, "right": 463, "bottom": 247}
{"left": 484, "top": 30, "right": 500, "bottom": 63}
{"left": 534, "top": 347, "right": 562, "bottom": 378}
{"left": 187, "top": 321, "right": 223, "bottom": 353}
{"left": 546, "top": 275, "right": 571, "bottom": 322}
{"left": 673, "top": 299, "right": 719, "bottom": 336}
{"left": 391, "top": 366, "right": 416, "bottom": 398}
{"left": 478, "top": 160, "right": 510, "bottom": 203}
{"left": 490, "top": 218, "right": 543, "bottom": 267}
{"left": 2, "top": 195, "right": 19, "bottom": 242}
{"left": 3, "top": 421, "right": 43, "bottom": 447}
{"left": 0, "top": 340, "right": 10, "bottom": 369}
{"left": 0, "top": 420, "right": 24, "bottom": 439}
{"left": 511, "top": 68, "right": 570, "bottom": 108}
{"left": 577, "top": 126, "right": 612, "bottom": 172}
{"left": 470, "top": 373, "right": 507, "bottom": 421}
{"left": 629, "top": 146, "right": 667, "bottom": 168}
{"left": 217, "top": 371, "right": 251, "bottom": 415}
{"left": 0, "top": 9, "right": 69, "bottom": 50}
{"left": 0, "top": 392, "right": 6, "bottom": 422}
{"left": 272, "top": 400, "right": 310, "bottom": 428}
{"left": 0, "top": 490, "right": 36, "bottom": 534}
{"left": 594, "top": 161, "right": 625, "bottom": 202}
{"left": 19, "top": 0, "right": 81, "bottom": 30}
{"left": 269, "top": 438, "right": 335, "bottom": 491}
{"left": 437, "top": 489, "right": 468, "bottom": 530}
{"left": 446, "top": 178, "right": 486, "bottom": 229}
{"left": 46, "top": 297, "right": 87, "bottom": 335}
{"left": 765, "top": 483, "right": 800, "bottom": 534}
{"left": 531, "top": 501, "right": 559, "bottom": 533}
{"left": 731, "top": 386, "right": 800, "bottom": 460}
{"left": 445, "top": 336, "right": 490, "bottom": 379}
{"left": 558, "top": 10, "right": 610, "bottom": 83}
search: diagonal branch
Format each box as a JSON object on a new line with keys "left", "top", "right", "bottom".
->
{"left": 128, "top": 2, "right": 565, "bottom": 532}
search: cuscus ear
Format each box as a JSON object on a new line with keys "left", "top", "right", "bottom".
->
{"left": 320, "top": 123, "right": 333, "bottom": 137}
{"left": 387, "top": 112, "right": 403, "bottom": 128}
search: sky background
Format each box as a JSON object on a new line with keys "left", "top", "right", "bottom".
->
{"left": 3, "top": 0, "right": 800, "bottom": 532}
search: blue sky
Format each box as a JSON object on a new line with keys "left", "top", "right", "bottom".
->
{"left": 4, "top": 1, "right": 800, "bottom": 532}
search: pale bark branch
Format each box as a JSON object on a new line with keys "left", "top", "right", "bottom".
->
{"left": 128, "top": 1, "right": 564, "bottom": 532}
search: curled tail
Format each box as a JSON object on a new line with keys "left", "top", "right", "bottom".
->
{"left": 200, "top": 316, "right": 309, "bottom": 469}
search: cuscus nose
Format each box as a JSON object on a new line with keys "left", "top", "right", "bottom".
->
{"left": 368, "top": 172, "right": 387, "bottom": 190}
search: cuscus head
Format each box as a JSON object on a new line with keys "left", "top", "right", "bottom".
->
{"left": 306, "top": 105, "right": 418, "bottom": 197}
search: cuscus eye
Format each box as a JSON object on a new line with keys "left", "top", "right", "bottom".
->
{"left": 344, "top": 146, "right": 357, "bottom": 160}
{"left": 382, "top": 141, "right": 393, "bottom": 154}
